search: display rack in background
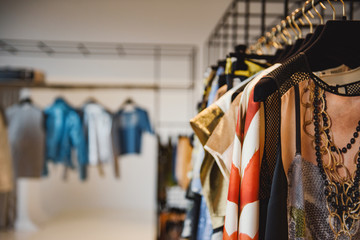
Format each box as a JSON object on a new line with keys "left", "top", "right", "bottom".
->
{"left": 205, "top": 0, "right": 359, "bottom": 67}
{"left": 0, "top": 40, "right": 197, "bottom": 239}
{"left": 0, "top": 39, "right": 197, "bottom": 130}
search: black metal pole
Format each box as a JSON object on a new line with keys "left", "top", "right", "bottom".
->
{"left": 284, "top": 0, "right": 289, "bottom": 19}
{"left": 261, "top": 0, "right": 266, "bottom": 37}
{"left": 245, "top": 0, "right": 250, "bottom": 46}
{"left": 232, "top": 1, "right": 238, "bottom": 48}
{"left": 350, "top": 0, "right": 354, "bottom": 20}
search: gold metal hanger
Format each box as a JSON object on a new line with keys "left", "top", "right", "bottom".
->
{"left": 280, "top": 20, "right": 292, "bottom": 44}
{"left": 326, "top": 0, "right": 336, "bottom": 20}
{"left": 291, "top": 9, "right": 302, "bottom": 38}
{"left": 312, "top": 0, "right": 324, "bottom": 24}
{"left": 337, "top": 0, "right": 346, "bottom": 18}
{"left": 286, "top": 15, "right": 299, "bottom": 40}
{"left": 270, "top": 28, "right": 283, "bottom": 49}
{"left": 302, "top": 0, "right": 314, "bottom": 33}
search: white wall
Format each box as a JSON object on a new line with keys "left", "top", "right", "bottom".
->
{"left": 0, "top": 0, "right": 232, "bottom": 223}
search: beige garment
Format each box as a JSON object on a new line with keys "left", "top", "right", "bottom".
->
{"left": 0, "top": 113, "right": 13, "bottom": 192}
{"left": 175, "top": 136, "right": 193, "bottom": 190}
{"left": 204, "top": 92, "right": 242, "bottom": 181}
{"left": 215, "top": 85, "right": 228, "bottom": 101}
{"left": 190, "top": 104, "right": 224, "bottom": 146}
{"left": 282, "top": 79, "right": 360, "bottom": 177}
{"left": 190, "top": 104, "right": 226, "bottom": 229}
{"left": 282, "top": 66, "right": 360, "bottom": 176}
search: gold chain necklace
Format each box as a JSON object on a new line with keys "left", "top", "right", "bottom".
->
{"left": 303, "top": 80, "right": 360, "bottom": 239}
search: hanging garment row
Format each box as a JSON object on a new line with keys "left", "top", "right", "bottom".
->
{"left": 0, "top": 95, "right": 153, "bottom": 183}
{"left": 157, "top": 135, "right": 194, "bottom": 240}
{"left": 182, "top": 1, "right": 360, "bottom": 240}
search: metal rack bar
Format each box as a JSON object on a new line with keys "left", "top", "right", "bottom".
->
{"left": 0, "top": 83, "right": 194, "bottom": 90}
{"left": 261, "top": 0, "right": 267, "bottom": 36}
{"left": 232, "top": 1, "right": 238, "bottom": 47}
{"left": 0, "top": 39, "right": 195, "bottom": 58}
{"left": 284, "top": 0, "right": 289, "bottom": 19}
{"left": 244, "top": 0, "right": 250, "bottom": 45}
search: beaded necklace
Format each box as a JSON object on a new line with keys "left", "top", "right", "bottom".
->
{"left": 312, "top": 82, "right": 360, "bottom": 239}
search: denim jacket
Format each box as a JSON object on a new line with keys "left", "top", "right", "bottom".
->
{"left": 113, "top": 106, "right": 153, "bottom": 155}
{"left": 44, "top": 98, "right": 88, "bottom": 180}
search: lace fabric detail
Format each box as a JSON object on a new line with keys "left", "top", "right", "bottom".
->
{"left": 288, "top": 157, "right": 360, "bottom": 240}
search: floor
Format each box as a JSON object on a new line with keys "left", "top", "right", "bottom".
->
{"left": 0, "top": 209, "right": 156, "bottom": 240}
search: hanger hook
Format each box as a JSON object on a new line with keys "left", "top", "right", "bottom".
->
{"left": 312, "top": 0, "right": 324, "bottom": 24}
{"left": 326, "top": 0, "right": 336, "bottom": 20}
{"left": 281, "top": 20, "right": 293, "bottom": 44}
{"left": 291, "top": 9, "right": 302, "bottom": 38}
{"left": 271, "top": 27, "right": 282, "bottom": 48}
{"left": 336, "top": 0, "right": 346, "bottom": 18}
{"left": 302, "top": 0, "right": 313, "bottom": 33}
{"left": 286, "top": 15, "right": 299, "bottom": 40}
{"left": 277, "top": 24, "right": 289, "bottom": 45}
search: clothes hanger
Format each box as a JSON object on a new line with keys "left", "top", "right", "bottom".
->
{"left": 19, "top": 88, "right": 32, "bottom": 105}
{"left": 272, "top": 21, "right": 294, "bottom": 63}
{"left": 298, "top": 1, "right": 315, "bottom": 47}
{"left": 289, "top": 0, "right": 326, "bottom": 59}
{"left": 269, "top": 27, "right": 285, "bottom": 64}
{"left": 217, "top": 59, "right": 227, "bottom": 69}
{"left": 281, "top": 9, "right": 306, "bottom": 61}
{"left": 303, "top": 0, "right": 360, "bottom": 71}
{"left": 230, "top": 45, "right": 249, "bottom": 72}
{"left": 122, "top": 97, "right": 135, "bottom": 105}
{"left": 253, "top": 0, "right": 360, "bottom": 102}
{"left": 83, "top": 96, "right": 113, "bottom": 115}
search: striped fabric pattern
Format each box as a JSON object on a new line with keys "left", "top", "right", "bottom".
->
{"left": 223, "top": 64, "right": 281, "bottom": 240}
{"left": 223, "top": 88, "right": 260, "bottom": 240}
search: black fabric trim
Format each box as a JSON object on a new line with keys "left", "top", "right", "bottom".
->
{"left": 311, "top": 72, "right": 360, "bottom": 97}
{"left": 295, "top": 85, "right": 301, "bottom": 155}
{"left": 213, "top": 226, "right": 223, "bottom": 233}
{"left": 265, "top": 144, "right": 289, "bottom": 240}
{"left": 254, "top": 76, "right": 278, "bottom": 102}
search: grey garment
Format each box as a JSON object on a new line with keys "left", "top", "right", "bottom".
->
{"left": 6, "top": 103, "right": 45, "bottom": 178}
{"left": 83, "top": 103, "right": 120, "bottom": 178}
{"left": 0, "top": 191, "right": 16, "bottom": 230}
{"left": 83, "top": 103, "right": 114, "bottom": 165}
{"left": 0, "top": 112, "right": 13, "bottom": 192}
{"left": 287, "top": 157, "right": 360, "bottom": 240}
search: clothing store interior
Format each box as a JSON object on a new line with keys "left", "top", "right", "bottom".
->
{"left": 1, "top": 0, "right": 360, "bottom": 239}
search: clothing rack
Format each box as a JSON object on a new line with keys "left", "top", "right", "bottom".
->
{"left": 0, "top": 39, "right": 197, "bottom": 131}
{"left": 0, "top": 39, "right": 196, "bottom": 58}
{"left": 0, "top": 83, "right": 194, "bottom": 90}
{"left": 206, "top": 0, "right": 359, "bottom": 67}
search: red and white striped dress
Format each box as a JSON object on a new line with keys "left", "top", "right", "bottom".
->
{"left": 223, "top": 64, "right": 281, "bottom": 240}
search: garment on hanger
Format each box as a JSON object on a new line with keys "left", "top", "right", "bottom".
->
{"left": 175, "top": 136, "right": 193, "bottom": 191}
{"left": 44, "top": 97, "right": 88, "bottom": 180}
{"left": 189, "top": 64, "right": 262, "bottom": 238}
{"left": 207, "top": 67, "right": 225, "bottom": 107}
{"left": 0, "top": 110, "right": 15, "bottom": 230}
{"left": 199, "top": 68, "right": 218, "bottom": 112}
{"left": 113, "top": 105, "right": 153, "bottom": 155}
{"left": 0, "top": 110, "right": 13, "bottom": 192}
{"left": 6, "top": 100, "right": 45, "bottom": 178}
{"left": 204, "top": 91, "right": 242, "bottom": 181}
{"left": 221, "top": 63, "right": 281, "bottom": 240}
{"left": 83, "top": 102, "right": 118, "bottom": 177}
{"left": 157, "top": 136, "right": 177, "bottom": 210}
{"left": 262, "top": 53, "right": 360, "bottom": 239}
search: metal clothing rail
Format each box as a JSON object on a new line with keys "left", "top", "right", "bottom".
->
{"left": 0, "top": 39, "right": 197, "bottom": 132}
{"left": 0, "top": 82, "right": 195, "bottom": 90}
{"left": 0, "top": 39, "right": 196, "bottom": 58}
{"left": 205, "top": 0, "right": 359, "bottom": 67}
